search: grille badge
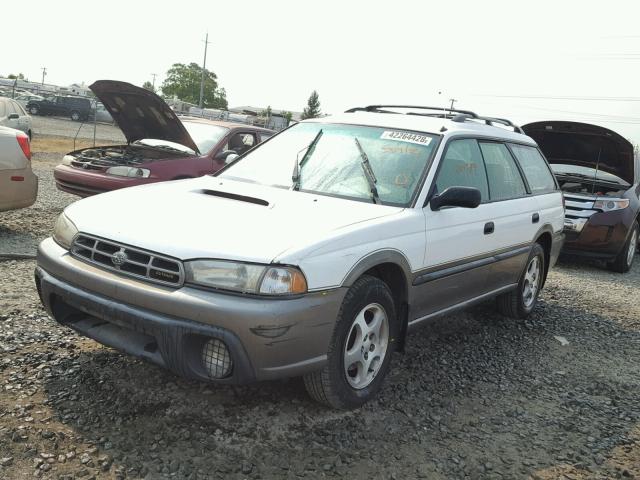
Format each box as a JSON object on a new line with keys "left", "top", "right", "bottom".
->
{"left": 111, "top": 249, "right": 128, "bottom": 267}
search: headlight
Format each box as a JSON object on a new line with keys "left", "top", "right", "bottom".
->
{"left": 61, "top": 154, "right": 75, "bottom": 166}
{"left": 106, "top": 166, "right": 150, "bottom": 178}
{"left": 594, "top": 198, "right": 629, "bottom": 212}
{"left": 184, "top": 260, "right": 307, "bottom": 295}
{"left": 53, "top": 212, "right": 78, "bottom": 249}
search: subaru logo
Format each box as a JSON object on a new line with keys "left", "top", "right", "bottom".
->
{"left": 111, "top": 250, "right": 128, "bottom": 267}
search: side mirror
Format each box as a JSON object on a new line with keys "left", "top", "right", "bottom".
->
{"left": 7, "top": 113, "right": 19, "bottom": 120}
{"left": 214, "top": 149, "right": 237, "bottom": 161}
{"left": 430, "top": 186, "right": 481, "bottom": 211}
{"left": 225, "top": 153, "right": 239, "bottom": 164}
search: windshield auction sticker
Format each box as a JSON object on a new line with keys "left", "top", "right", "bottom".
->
{"left": 380, "top": 131, "right": 432, "bottom": 146}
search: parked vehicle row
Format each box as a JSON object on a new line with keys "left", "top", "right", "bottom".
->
{"left": 36, "top": 103, "right": 565, "bottom": 408}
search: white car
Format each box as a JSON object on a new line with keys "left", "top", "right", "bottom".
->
{"left": 35, "top": 105, "right": 564, "bottom": 408}
{"left": 0, "top": 125, "right": 37, "bottom": 212}
{"left": 0, "top": 97, "right": 33, "bottom": 139}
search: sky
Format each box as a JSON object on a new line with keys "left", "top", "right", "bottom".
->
{"left": 4, "top": 0, "right": 640, "bottom": 143}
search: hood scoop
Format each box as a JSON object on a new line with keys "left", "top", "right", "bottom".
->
{"left": 199, "top": 189, "right": 270, "bottom": 206}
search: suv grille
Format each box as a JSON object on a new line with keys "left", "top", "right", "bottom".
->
{"left": 564, "top": 193, "right": 601, "bottom": 219}
{"left": 71, "top": 234, "right": 184, "bottom": 287}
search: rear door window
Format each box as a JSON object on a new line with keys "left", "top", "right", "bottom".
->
{"left": 435, "top": 139, "right": 489, "bottom": 201}
{"left": 479, "top": 142, "right": 527, "bottom": 201}
{"left": 509, "top": 144, "right": 557, "bottom": 193}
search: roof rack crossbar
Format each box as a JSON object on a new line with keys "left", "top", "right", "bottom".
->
{"left": 345, "top": 104, "right": 479, "bottom": 118}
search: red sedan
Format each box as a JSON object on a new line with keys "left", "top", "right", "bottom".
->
{"left": 54, "top": 80, "right": 274, "bottom": 197}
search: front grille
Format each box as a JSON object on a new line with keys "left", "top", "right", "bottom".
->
{"left": 564, "top": 193, "right": 602, "bottom": 220}
{"left": 71, "top": 234, "right": 184, "bottom": 287}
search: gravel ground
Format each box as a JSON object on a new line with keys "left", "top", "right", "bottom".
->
{"left": 1, "top": 134, "right": 640, "bottom": 479}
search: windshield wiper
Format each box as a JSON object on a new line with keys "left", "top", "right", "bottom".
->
{"left": 292, "top": 129, "right": 323, "bottom": 190}
{"left": 354, "top": 137, "right": 381, "bottom": 204}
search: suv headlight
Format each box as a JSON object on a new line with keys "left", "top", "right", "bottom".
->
{"left": 184, "top": 260, "right": 307, "bottom": 295}
{"left": 106, "top": 166, "right": 150, "bottom": 178}
{"left": 593, "top": 198, "right": 629, "bottom": 212}
{"left": 53, "top": 212, "right": 78, "bottom": 249}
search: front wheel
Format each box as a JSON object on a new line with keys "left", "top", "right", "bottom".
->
{"left": 304, "top": 275, "right": 398, "bottom": 409}
{"left": 29, "top": 106, "right": 39, "bottom": 115}
{"left": 608, "top": 221, "right": 638, "bottom": 273}
{"left": 496, "top": 243, "right": 545, "bottom": 319}
{"left": 70, "top": 111, "right": 81, "bottom": 121}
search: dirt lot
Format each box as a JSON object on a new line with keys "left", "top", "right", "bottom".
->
{"left": 1, "top": 119, "right": 639, "bottom": 479}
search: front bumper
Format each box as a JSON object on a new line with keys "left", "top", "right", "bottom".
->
{"left": 562, "top": 209, "right": 631, "bottom": 260}
{"left": 54, "top": 164, "right": 154, "bottom": 197}
{"left": 35, "top": 238, "right": 346, "bottom": 384}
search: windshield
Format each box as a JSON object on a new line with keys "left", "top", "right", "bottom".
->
{"left": 551, "top": 164, "right": 629, "bottom": 186}
{"left": 221, "top": 122, "right": 438, "bottom": 206}
{"left": 136, "top": 122, "right": 229, "bottom": 155}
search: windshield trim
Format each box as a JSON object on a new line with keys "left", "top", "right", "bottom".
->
{"left": 218, "top": 121, "right": 443, "bottom": 208}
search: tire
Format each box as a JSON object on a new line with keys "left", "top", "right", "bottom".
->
{"left": 303, "top": 275, "right": 398, "bottom": 409}
{"left": 29, "top": 106, "right": 39, "bottom": 115}
{"left": 608, "top": 221, "right": 638, "bottom": 273}
{"left": 70, "top": 111, "right": 81, "bottom": 121}
{"left": 496, "top": 243, "right": 545, "bottom": 319}
{"left": 27, "top": 130, "right": 32, "bottom": 141}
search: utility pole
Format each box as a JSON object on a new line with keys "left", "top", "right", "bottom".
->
{"left": 151, "top": 73, "right": 157, "bottom": 90}
{"left": 449, "top": 98, "right": 457, "bottom": 111}
{"left": 41, "top": 67, "right": 47, "bottom": 86}
{"left": 198, "top": 32, "right": 211, "bottom": 109}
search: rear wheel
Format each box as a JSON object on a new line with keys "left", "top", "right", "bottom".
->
{"left": 608, "top": 221, "right": 638, "bottom": 273}
{"left": 496, "top": 243, "right": 545, "bottom": 319}
{"left": 304, "top": 275, "right": 398, "bottom": 409}
{"left": 70, "top": 111, "right": 81, "bottom": 121}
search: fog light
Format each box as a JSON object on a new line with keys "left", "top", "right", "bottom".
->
{"left": 201, "top": 339, "right": 232, "bottom": 378}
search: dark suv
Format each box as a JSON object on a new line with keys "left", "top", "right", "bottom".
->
{"left": 26, "top": 95, "right": 92, "bottom": 121}
{"left": 524, "top": 121, "right": 640, "bottom": 272}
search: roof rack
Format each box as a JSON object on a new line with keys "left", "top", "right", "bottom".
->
{"left": 344, "top": 104, "right": 524, "bottom": 134}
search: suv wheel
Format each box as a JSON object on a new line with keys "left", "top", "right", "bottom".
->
{"left": 303, "top": 275, "right": 398, "bottom": 409}
{"left": 608, "top": 221, "right": 638, "bottom": 273}
{"left": 29, "top": 106, "right": 39, "bottom": 115}
{"left": 70, "top": 111, "right": 81, "bottom": 121}
{"left": 496, "top": 243, "right": 545, "bottom": 319}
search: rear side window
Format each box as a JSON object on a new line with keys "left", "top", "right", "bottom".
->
{"left": 510, "top": 144, "right": 556, "bottom": 192}
{"left": 259, "top": 132, "right": 273, "bottom": 142}
{"left": 435, "top": 139, "right": 489, "bottom": 201}
{"left": 479, "top": 142, "right": 527, "bottom": 201}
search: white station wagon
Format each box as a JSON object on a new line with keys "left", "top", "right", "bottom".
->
{"left": 36, "top": 105, "right": 565, "bottom": 409}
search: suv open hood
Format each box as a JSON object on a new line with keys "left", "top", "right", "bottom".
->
{"left": 522, "top": 121, "right": 634, "bottom": 185}
{"left": 89, "top": 80, "right": 199, "bottom": 154}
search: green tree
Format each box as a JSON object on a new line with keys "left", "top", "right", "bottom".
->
{"left": 8, "top": 73, "right": 25, "bottom": 80}
{"left": 260, "top": 105, "right": 272, "bottom": 118}
{"left": 301, "top": 90, "right": 321, "bottom": 119}
{"left": 161, "top": 63, "right": 227, "bottom": 109}
{"left": 142, "top": 81, "right": 155, "bottom": 92}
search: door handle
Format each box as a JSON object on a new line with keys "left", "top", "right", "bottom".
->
{"left": 532, "top": 213, "right": 540, "bottom": 224}
{"left": 484, "top": 222, "right": 495, "bottom": 234}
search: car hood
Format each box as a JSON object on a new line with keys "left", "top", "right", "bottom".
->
{"left": 522, "top": 121, "right": 635, "bottom": 185}
{"left": 89, "top": 80, "right": 199, "bottom": 154}
{"left": 64, "top": 176, "right": 403, "bottom": 263}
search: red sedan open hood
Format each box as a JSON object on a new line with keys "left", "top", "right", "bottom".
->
{"left": 89, "top": 80, "right": 199, "bottom": 154}
{"left": 523, "top": 121, "right": 634, "bottom": 185}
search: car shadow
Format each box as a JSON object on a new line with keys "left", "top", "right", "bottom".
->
{"left": 42, "top": 295, "right": 640, "bottom": 478}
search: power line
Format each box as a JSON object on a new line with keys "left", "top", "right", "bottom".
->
{"left": 475, "top": 94, "right": 640, "bottom": 102}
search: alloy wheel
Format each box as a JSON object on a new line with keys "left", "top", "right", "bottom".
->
{"left": 522, "top": 256, "right": 541, "bottom": 308}
{"left": 627, "top": 229, "right": 638, "bottom": 267}
{"left": 343, "top": 303, "right": 389, "bottom": 389}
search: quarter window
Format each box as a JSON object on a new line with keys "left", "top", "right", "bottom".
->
{"left": 479, "top": 142, "right": 527, "bottom": 201}
{"left": 435, "top": 139, "right": 489, "bottom": 201}
{"left": 509, "top": 144, "right": 556, "bottom": 193}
